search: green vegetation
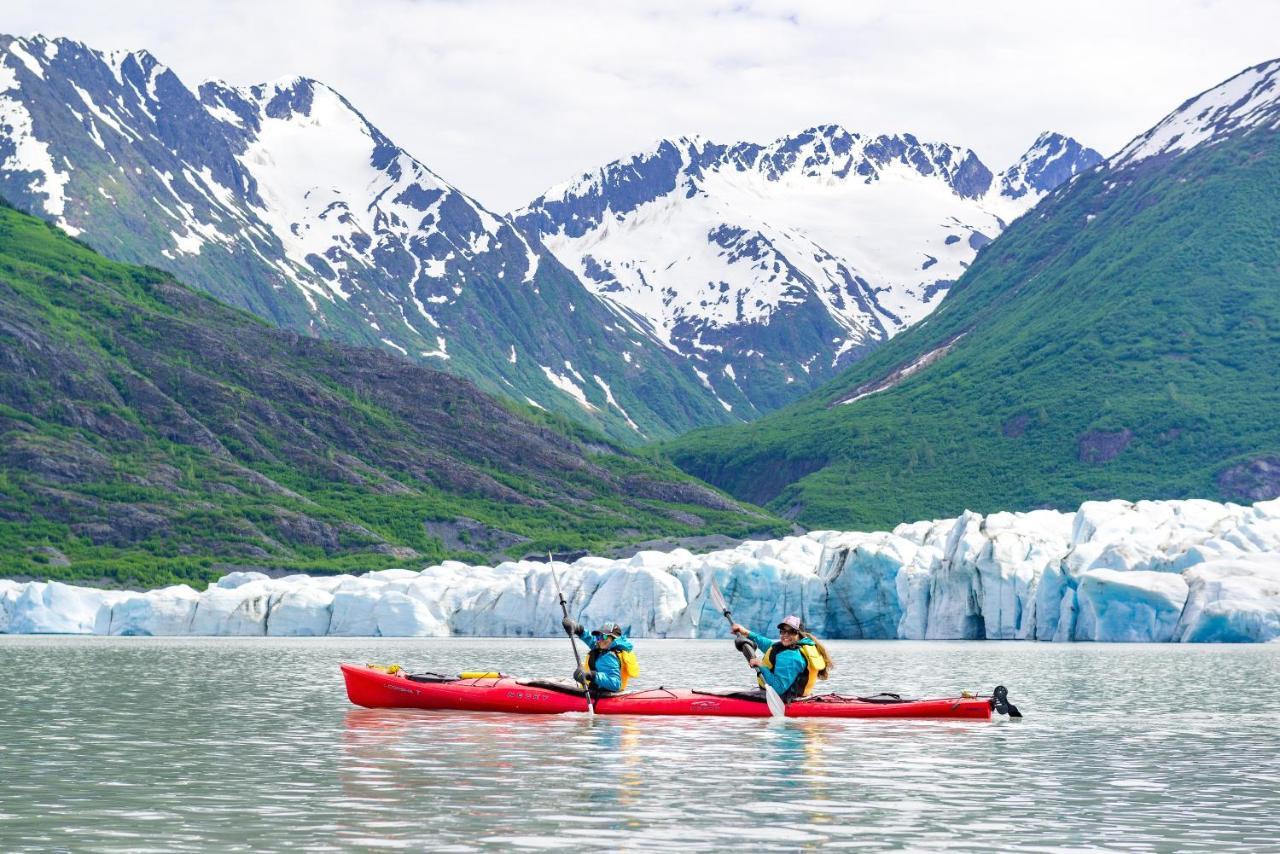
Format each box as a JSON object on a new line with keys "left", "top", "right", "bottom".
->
{"left": 665, "top": 133, "right": 1280, "bottom": 529}
{"left": 0, "top": 201, "right": 786, "bottom": 588}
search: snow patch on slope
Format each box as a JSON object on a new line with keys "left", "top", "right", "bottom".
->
{"left": 0, "top": 57, "right": 72, "bottom": 225}
{"left": 541, "top": 363, "right": 597, "bottom": 411}
{"left": 1115, "top": 59, "right": 1280, "bottom": 167}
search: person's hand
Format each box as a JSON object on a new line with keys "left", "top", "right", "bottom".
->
{"left": 562, "top": 617, "right": 582, "bottom": 635}
{"left": 730, "top": 623, "right": 748, "bottom": 635}
{"left": 748, "top": 657, "right": 762, "bottom": 668}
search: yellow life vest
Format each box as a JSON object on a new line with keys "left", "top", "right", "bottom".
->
{"left": 757, "top": 641, "right": 826, "bottom": 698}
{"left": 618, "top": 649, "right": 640, "bottom": 684}
{"left": 584, "top": 646, "right": 639, "bottom": 690}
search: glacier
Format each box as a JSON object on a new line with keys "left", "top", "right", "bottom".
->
{"left": 3, "top": 498, "right": 1279, "bottom": 641}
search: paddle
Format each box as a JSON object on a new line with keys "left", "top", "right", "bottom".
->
{"left": 707, "top": 577, "right": 786, "bottom": 718}
{"left": 547, "top": 553, "right": 593, "bottom": 715}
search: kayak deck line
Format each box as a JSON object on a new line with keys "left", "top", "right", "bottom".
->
{"left": 340, "top": 664, "right": 1014, "bottom": 720}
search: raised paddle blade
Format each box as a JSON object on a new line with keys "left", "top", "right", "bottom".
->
{"left": 708, "top": 577, "right": 729, "bottom": 617}
{"left": 547, "top": 553, "right": 568, "bottom": 608}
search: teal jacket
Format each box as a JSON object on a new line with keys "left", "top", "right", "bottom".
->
{"left": 573, "top": 629, "right": 633, "bottom": 693}
{"left": 747, "top": 631, "right": 815, "bottom": 700}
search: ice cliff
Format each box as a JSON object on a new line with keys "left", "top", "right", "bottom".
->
{"left": 4, "top": 498, "right": 1279, "bottom": 641}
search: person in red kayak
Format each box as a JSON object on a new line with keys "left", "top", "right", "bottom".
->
{"left": 730, "top": 615, "right": 832, "bottom": 702}
{"left": 561, "top": 619, "right": 639, "bottom": 694}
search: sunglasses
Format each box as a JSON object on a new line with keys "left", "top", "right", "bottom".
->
{"left": 778, "top": 627, "right": 799, "bottom": 636}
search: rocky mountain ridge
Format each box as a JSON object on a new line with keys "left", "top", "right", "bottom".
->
{"left": 517, "top": 126, "right": 1101, "bottom": 413}
{"left": 0, "top": 34, "right": 729, "bottom": 441}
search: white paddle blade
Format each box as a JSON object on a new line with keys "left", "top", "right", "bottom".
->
{"left": 708, "top": 578, "right": 728, "bottom": 614}
{"left": 763, "top": 683, "right": 786, "bottom": 718}
{"left": 547, "top": 552, "right": 565, "bottom": 598}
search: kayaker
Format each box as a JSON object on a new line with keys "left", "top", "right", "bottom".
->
{"left": 730, "top": 615, "right": 832, "bottom": 702}
{"left": 561, "top": 620, "right": 639, "bottom": 694}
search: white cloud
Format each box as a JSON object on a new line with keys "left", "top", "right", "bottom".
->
{"left": 7, "top": 0, "right": 1280, "bottom": 210}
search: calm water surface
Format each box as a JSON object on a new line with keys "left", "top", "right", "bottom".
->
{"left": 1, "top": 637, "right": 1278, "bottom": 852}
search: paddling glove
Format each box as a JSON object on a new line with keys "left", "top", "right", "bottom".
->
{"left": 563, "top": 617, "right": 582, "bottom": 636}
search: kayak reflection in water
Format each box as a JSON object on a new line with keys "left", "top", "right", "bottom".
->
{"left": 561, "top": 620, "right": 640, "bottom": 695}
{"left": 730, "top": 615, "right": 834, "bottom": 702}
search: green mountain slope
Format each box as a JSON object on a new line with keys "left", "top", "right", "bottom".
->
{"left": 665, "top": 71, "right": 1280, "bottom": 530}
{"left": 0, "top": 201, "right": 785, "bottom": 586}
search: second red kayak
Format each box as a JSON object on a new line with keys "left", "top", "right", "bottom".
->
{"left": 341, "top": 664, "right": 1009, "bottom": 720}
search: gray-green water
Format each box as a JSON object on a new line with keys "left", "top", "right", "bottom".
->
{"left": 1, "top": 638, "right": 1277, "bottom": 851}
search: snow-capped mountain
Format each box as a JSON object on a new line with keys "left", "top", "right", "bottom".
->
{"left": 1113, "top": 58, "right": 1280, "bottom": 168}
{"left": 0, "top": 35, "right": 730, "bottom": 440}
{"left": 517, "top": 127, "right": 1101, "bottom": 414}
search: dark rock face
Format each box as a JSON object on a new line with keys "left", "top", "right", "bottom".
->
{"left": 28, "top": 546, "right": 71, "bottom": 567}
{"left": 518, "top": 138, "right": 716, "bottom": 240}
{"left": 271, "top": 510, "right": 346, "bottom": 553}
{"left": 620, "top": 475, "right": 742, "bottom": 512}
{"left": 3, "top": 434, "right": 113, "bottom": 484}
{"left": 422, "top": 517, "right": 531, "bottom": 556}
{"left": 1002, "top": 414, "right": 1030, "bottom": 438}
{"left": 1078, "top": 429, "right": 1133, "bottom": 464}
{"left": 1217, "top": 456, "right": 1280, "bottom": 501}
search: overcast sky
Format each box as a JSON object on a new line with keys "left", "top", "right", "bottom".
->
{"left": 8, "top": 0, "right": 1280, "bottom": 210}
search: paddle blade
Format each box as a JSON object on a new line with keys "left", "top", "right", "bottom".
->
{"left": 546, "top": 552, "right": 565, "bottom": 598}
{"left": 763, "top": 683, "right": 786, "bottom": 718}
{"left": 708, "top": 577, "right": 728, "bottom": 615}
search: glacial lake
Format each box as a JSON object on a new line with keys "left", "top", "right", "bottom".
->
{"left": 1, "top": 637, "right": 1277, "bottom": 851}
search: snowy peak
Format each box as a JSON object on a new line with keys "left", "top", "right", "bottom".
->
{"left": 1115, "top": 58, "right": 1280, "bottom": 168}
{"left": 523, "top": 127, "right": 1000, "bottom": 240}
{"left": 0, "top": 35, "right": 211, "bottom": 229}
{"left": 523, "top": 125, "right": 1005, "bottom": 237}
{"left": 517, "top": 124, "right": 1099, "bottom": 415}
{"left": 521, "top": 134, "right": 723, "bottom": 240}
{"left": 999, "top": 131, "right": 1103, "bottom": 199}
{"left": 726, "top": 125, "right": 995, "bottom": 199}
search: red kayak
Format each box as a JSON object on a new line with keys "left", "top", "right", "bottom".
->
{"left": 340, "top": 664, "right": 1013, "bottom": 720}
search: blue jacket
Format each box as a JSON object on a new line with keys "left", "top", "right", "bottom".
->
{"left": 574, "top": 629, "right": 633, "bottom": 693}
{"left": 746, "top": 630, "right": 811, "bottom": 698}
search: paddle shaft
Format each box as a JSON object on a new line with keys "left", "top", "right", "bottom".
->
{"left": 548, "top": 554, "right": 593, "bottom": 712}
{"left": 708, "top": 579, "right": 785, "bottom": 716}
{"left": 709, "top": 580, "right": 759, "bottom": 661}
